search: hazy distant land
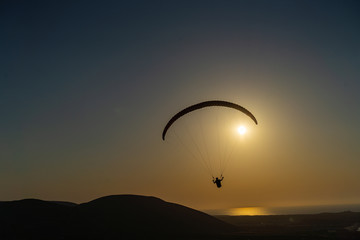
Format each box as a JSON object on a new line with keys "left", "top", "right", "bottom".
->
{"left": 1, "top": 194, "right": 360, "bottom": 239}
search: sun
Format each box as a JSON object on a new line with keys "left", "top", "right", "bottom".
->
{"left": 237, "top": 125, "right": 247, "bottom": 135}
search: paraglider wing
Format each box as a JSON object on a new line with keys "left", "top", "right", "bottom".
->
{"left": 162, "top": 100, "right": 257, "bottom": 140}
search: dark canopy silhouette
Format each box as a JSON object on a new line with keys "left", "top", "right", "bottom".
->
{"left": 162, "top": 100, "right": 258, "bottom": 140}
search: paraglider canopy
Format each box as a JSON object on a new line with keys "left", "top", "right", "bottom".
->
{"left": 162, "top": 100, "right": 258, "bottom": 140}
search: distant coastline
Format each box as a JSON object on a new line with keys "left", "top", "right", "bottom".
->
{"left": 205, "top": 204, "right": 360, "bottom": 216}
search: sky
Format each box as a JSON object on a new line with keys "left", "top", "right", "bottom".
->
{"left": 1, "top": 0, "right": 360, "bottom": 212}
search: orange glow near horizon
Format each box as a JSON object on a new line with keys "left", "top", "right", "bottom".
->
{"left": 227, "top": 207, "right": 270, "bottom": 216}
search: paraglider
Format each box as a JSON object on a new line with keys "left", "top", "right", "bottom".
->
{"left": 162, "top": 100, "right": 257, "bottom": 188}
{"left": 213, "top": 175, "right": 224, "bottom": 188}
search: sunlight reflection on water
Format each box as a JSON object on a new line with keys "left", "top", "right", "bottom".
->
{"left": 226, "top": 207, "right": 270, "bottom": 216}
{"left": 205, "top": 204, "right": 360, "bottom": 216}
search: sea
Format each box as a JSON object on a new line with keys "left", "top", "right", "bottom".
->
{"left": 205, "top": 204, "right": 360, "bottom": 216}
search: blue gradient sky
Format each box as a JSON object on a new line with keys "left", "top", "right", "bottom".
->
{"left": 1, "top": 0, "right": 360, "bottom": 211}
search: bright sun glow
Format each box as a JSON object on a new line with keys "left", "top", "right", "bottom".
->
{"left": 237, "top": 126, "right": 247, "bottom": 135}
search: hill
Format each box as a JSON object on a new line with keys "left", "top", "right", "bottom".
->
{"left": 0, "top": 195, "right": 237, "bottom": 239}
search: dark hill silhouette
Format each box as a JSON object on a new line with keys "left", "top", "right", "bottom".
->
{"left": 76, "top": 195, "right": 237, "bottom": 237}
{"left": 0, "top": 195, "right": 238, "bottom": 239}
{"left": 2, "top": 196, "right": 360, "bottom": 239}
{"left": 0, "top": 199, "right": 76, "bottom": 239}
